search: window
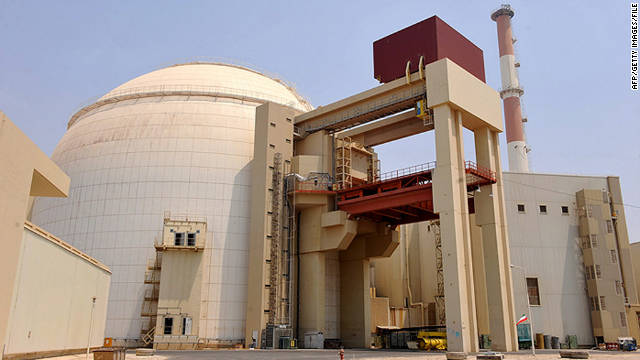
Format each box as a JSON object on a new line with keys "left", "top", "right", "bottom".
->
{"left": 174, "top": 232, "right": 185, "bottom": 246}
{"left": 269, "top": 144, "right": 275, "bottom": 149}
{"left": 582, "top": 237, "right": 591, "bottom": 250}
{"left": 561, "top": 206, "right": 569, "bottom": 215}
{"left": 606, "top": 220, "right": 614, "bottom": 233}
{"left": 526, "top": 278, "right": 541, "bottom": 305}
{"left": 596, "top": 264, "right": 602, "bottom": 279}
{"left": 600, "top": 296, "right": 606, "bottom": 310}
{"left": 187, "top": 232, "right": 196, "bottom": 246}
{"left": 285, "top": 139, "right": 291, "bottom": 143}
{"left": 591, "top": 297, "right": 600, "bottom": 311}
{"left": 590, "top": 265, "right": 596, "bottom": 280}
{"left": 270, "top": 122, "right": 276, "bottom": 127}
{"left": 182, "top": 317, "right": 192, "bottom": 335}
{"left": 603, "top": 191, "right": 609, "bottom": 203}
{"left": 539, "top": 205, "right": 547, "bottom": 214}
{"left": 164, "top": 317, "right": 173, "bottom": 335}
{"left": 616, "top": 281, "right": 623, "bottom": 295}
{"left": 517, "top": 204, "right": 526, "bottom": 213}
{"left": 590, "top": 234, "right": 598, "bottom": 248}
{"left": 620, "top": 312, "right": 627, "bottom": 327}
{"left": 611, "top": 250, "right": 618, "bottom": 264}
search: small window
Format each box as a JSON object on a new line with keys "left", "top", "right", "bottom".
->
{"left": 286, "top": 117, "right": 292, "bottom": 123}
{"left": 269, "top": 144, "right": 275, "bottom": 149}
{"left": 600, "top": 296, "right": 607, "bottom": 310}
{"left": 590, "top": 265, "right": 596, "bottom": 280}
{"left": 526, "top": 277, "right": 541, "bottom": 306}
{"left": 187, "top": 232, "right": 196, "bottom": 246}
{"left": 592, "top": 297, "right": 600, "bottom": 311}
{"left": 581, "top": 237, "right": 591, "bottom": 250}
{"left": 164, "top": 317, "right": 173, "bottom": 335}
{"left": 539, "top": 205, "right": 547, "bottom": 214}
{"left": 182, "top": 317, "right": 192, "bottom": 335}
{"left": 174, "top": 232, "right": 185, "bottom": 246}
{"left": 590, "top": 234, "right": 598, "bottom": 248}
{"left": 606, "top": 220, "right": 614, "bottom": 233}
{"left": 620, "top": 312, "right": 627, "bottom": 327}
{"left": 270, "top": 122, "right": 276, "bottom": 127}
{"left": 561, "top": 206, "right": 569, "bottom": 215}
{"left": 611, "top": 250, "right": 618, "bottom": 264}
{"left": 285, "top": 138, "right": 291, "bottom": 143}
{"left": 616, "top": 281, "right": 623, "bottom": 295}
{"left": 517, "top": 204, "right": 526, "bottom": 213}
{"left": 596, "top": 264, "right": 602, "bottom": 279}
{"left": 585, "top": 265, "right": 591, "bottom": 280}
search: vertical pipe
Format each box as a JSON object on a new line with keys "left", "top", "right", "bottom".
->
{"left": 86, "top": 297, "right": 96, "bottom": 360}
{"left": 491, "top": 5, "right": 529, "bottom": 173}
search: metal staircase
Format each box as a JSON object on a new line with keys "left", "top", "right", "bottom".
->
{"left": 140, "top": 251, "right": 162, "bottom": 345}
{"left": 433, "top": 221, "right": 446, "bottom": 325}
{"left": 268, "top": 153, "right": 283, "bottom": 325}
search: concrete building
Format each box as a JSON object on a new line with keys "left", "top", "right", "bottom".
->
{"left": 373, "top": 172, "right": 638, "bottom": 347}
{"left": 29, "top": 63, "right": 312, "bottom": 347}
{"left": 1, "top": 111, "right": 110, "bottom": 359}
{"left": 15, "top": 12, "right": 637, "bottom": 355}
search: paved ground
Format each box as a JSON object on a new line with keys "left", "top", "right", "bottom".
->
{"left": 49, "top": 349, "right": 640, "bottom": 360}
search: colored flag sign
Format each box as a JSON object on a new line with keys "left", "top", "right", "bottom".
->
{"left": 516, "top": 314, "right": 528, "bottom": 325}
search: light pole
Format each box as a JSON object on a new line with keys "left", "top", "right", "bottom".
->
{"left": 86, "top": 297, "right": 96, "bottom": 360}
{"left": 510, "top": 264, "right": 535, "bottom": 357}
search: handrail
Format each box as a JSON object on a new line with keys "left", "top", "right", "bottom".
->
{"left": 378, "top": 161, "right": 437, "bottom": 182}
{"left": 339, "top": 160, "right": 496, "bottom": 191}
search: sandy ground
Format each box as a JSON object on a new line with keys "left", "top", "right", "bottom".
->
{"left": 45, "top": 349, "right": 640, "bottom": 360}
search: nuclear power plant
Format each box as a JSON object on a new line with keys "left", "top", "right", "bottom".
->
{"left": 1, "top": 4, "right": 639, "bottom": 359}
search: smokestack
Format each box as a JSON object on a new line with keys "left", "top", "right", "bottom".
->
{"left": 491, "top": 4, "right": 529, "bottom": 172}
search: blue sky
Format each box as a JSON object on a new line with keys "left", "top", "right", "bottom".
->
{"left": 1, "top": 0, "right": 638, "bottom": 240}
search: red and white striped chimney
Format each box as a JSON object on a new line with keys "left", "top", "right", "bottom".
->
{"left": 491, "top": 4, "right": 529, "bottom": 173}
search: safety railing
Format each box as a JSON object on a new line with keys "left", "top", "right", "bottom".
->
{"left": 464, "top": 161, "right": 496, "bottom": 182}
{"left": 340, "top": 160, "right": 496, "bottom": 191}
{"left": 378, "top": 161, "right": 437, "bottom": 182}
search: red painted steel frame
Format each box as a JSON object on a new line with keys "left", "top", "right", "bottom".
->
{"left": 335, "top": 161, "right": 496, "bottom": 225}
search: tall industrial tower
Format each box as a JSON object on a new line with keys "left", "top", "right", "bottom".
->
{"left": 491, "top": 4, "right": 529, "bottom": 172}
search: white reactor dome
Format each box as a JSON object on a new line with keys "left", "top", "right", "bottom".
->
{"left": 30, "top": 62, "right": 312, "bottom": 343}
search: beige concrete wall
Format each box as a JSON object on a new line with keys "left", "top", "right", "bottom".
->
{"left": 630, "top": 242, "right": 640, "bottom": 302}
{"left": 607, "top": 177, "right": 638, "bottom": 305}
{"left": 5, "top": 223, "right": 110, "bottom": 356}
{"left": 245, "top": 102, "right": 299, "bottom": 347}
{"left": 1, "top": 111, "right": 70, "bottom": 356}
{"left": 155, "top": 251, "right": 204, "bottom": 336}
{"left": 577, "top": 189, "right": 628, "bottom": 342}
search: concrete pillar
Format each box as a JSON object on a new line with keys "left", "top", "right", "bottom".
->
{"left": 432, "top": 104, "right": 478, "bottom": 353}
{"left": 469, "top": 214, "right": 491, "bottom": 337}
{"left": 339, "top": 254, "right": 371, "bottom": 348}
{"left": 473, "top": 126, "right": 518, "bottom": 351}
{"left": 298, "top": 251, "right": 326, "bottom": 344}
